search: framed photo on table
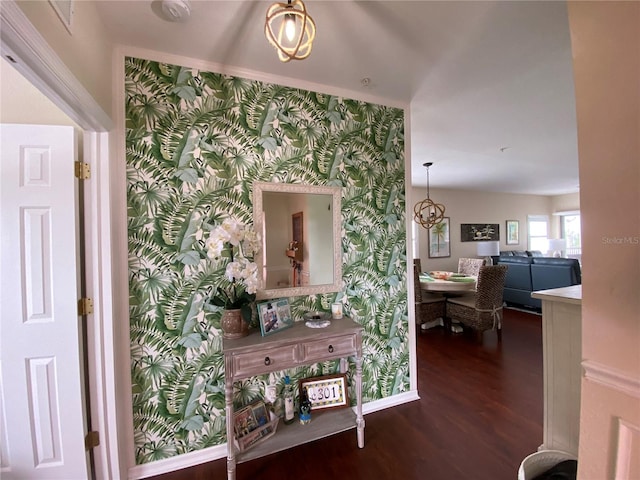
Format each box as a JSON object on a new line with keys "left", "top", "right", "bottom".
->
{"left": 428, "top": 217, "right": 450, "bottom": 258}
{"left": 506, "top": 220, "right": 519, "bottom": 245}
{"left": 299, "top": 374, "right": 349, "bottom": 410}
{"left": 257, "top": 298, "right": 293, "bottom": 336}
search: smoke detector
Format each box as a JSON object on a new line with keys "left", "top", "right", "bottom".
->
{"left": 158, "top": 0, "right": 191, "bottom": 22}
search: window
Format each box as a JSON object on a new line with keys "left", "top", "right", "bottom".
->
{"left": 561, "top": 214, "right": 582, "bottom": 258}
{"left": 528, "top": 215, "right": 549, "bottom": 253}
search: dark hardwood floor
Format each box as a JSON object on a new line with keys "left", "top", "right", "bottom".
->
{"left": 148, "top": 308, "right": 543, "bottom": 480}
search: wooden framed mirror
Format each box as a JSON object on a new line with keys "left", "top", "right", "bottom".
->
{"left": 253, "top": 182, "right": 342, "bottom": 300}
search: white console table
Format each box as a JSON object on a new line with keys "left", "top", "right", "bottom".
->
{"left": 531, "top": 285, "right": 582, "bottom": 457}
{"left": 223, "top": 318, "right": 364, "bottom": 480}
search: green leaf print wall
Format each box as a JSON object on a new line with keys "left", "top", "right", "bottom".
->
{"left": 125, "top": 56, "right": 408, "bottom": 464}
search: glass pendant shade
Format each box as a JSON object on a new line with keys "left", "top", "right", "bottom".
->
{"left": 284, "top": 14, "right": 296, "bottom": 41}
{"left": 265, "top": 0, "right": 316, "bottom": 62}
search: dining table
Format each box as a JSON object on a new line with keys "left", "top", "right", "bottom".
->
{"left": 419, "top": 271, "right": 476, "bottom": 332}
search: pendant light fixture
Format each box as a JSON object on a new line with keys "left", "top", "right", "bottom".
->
{"left": 414, "top": 162, "right": 446, "bottom": 229}
{"left": 265, "top": 0, "right": 316, "bottom": 62}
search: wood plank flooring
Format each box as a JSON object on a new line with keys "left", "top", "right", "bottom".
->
{"left": 147, "top": 308, "right": 543, "bottom": 480}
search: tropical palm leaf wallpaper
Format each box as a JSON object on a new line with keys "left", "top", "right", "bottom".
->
{"left": 125, "top": 56, "right": 408, "bottom": 464}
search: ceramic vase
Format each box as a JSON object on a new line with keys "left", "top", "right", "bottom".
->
{"left": 221, "top": 308, "right": 249, "bottom": 339}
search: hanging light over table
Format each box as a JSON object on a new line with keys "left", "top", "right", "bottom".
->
{"left": 414, "top": 162, "right": 446, "bottom": 229}
{"left": 265, "top": 0, "right": 316, "bottom": 62}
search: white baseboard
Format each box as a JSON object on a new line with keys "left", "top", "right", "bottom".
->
{"left": 362, "top": 390, "right": 420, "bottom": 415}
{"left": 128, "top": 444, "right": 228, "bottom": 480}
{"left": 128, "top": 390, "right": 419, "bottom": 479}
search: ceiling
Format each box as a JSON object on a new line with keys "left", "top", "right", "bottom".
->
{"left": 95, "top": 0, "right": 580, "bottom": 196}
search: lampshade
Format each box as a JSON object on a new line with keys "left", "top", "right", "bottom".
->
{"left": 547, "top": 239, "right": 566, "bottom": 251}
{"left": 476, "top": 241, "right": 500, "bottom": 257}
{"left": 265, "top": 0, "right": 316, "bottom": 62}
{"left": 547, "top": 238, "right": 566, "bottom": 257}
{"left": 413, "top": 162, "right": 446, "bottom": 229}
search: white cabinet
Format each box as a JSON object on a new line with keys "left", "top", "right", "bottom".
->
{"left": 531, "top": 285, "right": 582, "bottom": 456}
{"left": 223, "top": 319, "right": 364, "bottom": 480}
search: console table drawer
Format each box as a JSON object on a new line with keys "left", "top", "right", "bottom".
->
{"left": 301, "top": 335, "right": 356, "bottom": 362}
{"left": 231, "top": 346, "right": 298, "bottom": 378}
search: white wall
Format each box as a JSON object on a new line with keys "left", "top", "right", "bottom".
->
{"left": 306, "top": 194, "right": 333, "bottom": 285}
{"left": 549, "top": 192, "right": 580, "bottom": 238}
{"left": 263, "top": 194, "right": 291, "bottom": 288}
{"left": 0, "top": 57, "right": 83, "bottom": 153}
{"left": 568, "top": 1, "right": 640, "bottom": 478}
{"left": 0, "top": 57, "right": 76, "bottom": 126}
{"left": 16, "top": 0, "right": 113, "bottom": 118}
{"left": 550, "top": 192, "right": 579, "bottom": 214}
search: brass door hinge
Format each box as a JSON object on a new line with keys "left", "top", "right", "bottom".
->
{"left": 78, "top": 297, "right": 93, "bottom": 316}
{"left": 85, "top": 431, "right": 100, "bottom": 450}
{"left": 74, "top": 161, "right": 91, "bottom": 180}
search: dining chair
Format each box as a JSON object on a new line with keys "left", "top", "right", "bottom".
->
{"left": 445, "top": 265, "right": 508, "bottom": 341}
{"left": 413, "top": 259, "right": 446, "bottom": 330}
{"left": 457, "top": 257, "right": 486, "bottom": 277}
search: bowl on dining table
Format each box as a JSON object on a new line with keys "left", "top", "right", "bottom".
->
{"left": 429, "top": 271, "right": 453, "bottom": 280}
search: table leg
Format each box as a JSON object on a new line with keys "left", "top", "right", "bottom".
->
{"left": 355, "top": 354, "right": 365, "bottom": 448}
{"left": 225, "top": 367, "right": 236, "bottom": 480}
{"left": 339, "top": 357, "right": 347, "bottom": 373}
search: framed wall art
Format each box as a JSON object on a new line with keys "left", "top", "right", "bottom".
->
{"left": 506, "top": 220, "right": 519, "bottom": 245}
{"left": 460, "top": 223, "right": 500, "bottom": 242}
{"left": 428, "top": 217, "right": 450, "bottom": 258}
{"left": 257, "top": 298, "right": 293, "bottom": 336}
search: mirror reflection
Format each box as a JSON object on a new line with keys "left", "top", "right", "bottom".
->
{"left": 263, "top": 192, "right": 333, "bottom": 288}
{"left": 253, "top": 182, "right": 342, "bottom": 300}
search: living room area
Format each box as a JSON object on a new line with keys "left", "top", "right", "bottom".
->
{"left": 411, "top": 186, "right": 582, "bottom": 314}
{"left": 411, "top": 187, "right": 581, "bottom": 280}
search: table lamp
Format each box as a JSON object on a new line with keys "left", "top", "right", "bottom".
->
{"left": 547, "top": 238, "right": 566, "bottom": 257}
{"left": 476, "top": 241, "right": 500, "bottom": 265}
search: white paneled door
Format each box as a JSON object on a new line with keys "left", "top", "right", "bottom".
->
{"left": 0, "top": 124, "right": 88, "bottom": 479}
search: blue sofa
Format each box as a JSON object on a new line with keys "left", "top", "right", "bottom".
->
{"left": 495, "top": 256, "right": 582, "bottom": 309}
{"left": 492, "top": 250, "right": 544, "bottom": 260}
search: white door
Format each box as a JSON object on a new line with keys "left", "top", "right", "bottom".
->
{"left": 0, "top": 124, "right": 88, "bottom": 479}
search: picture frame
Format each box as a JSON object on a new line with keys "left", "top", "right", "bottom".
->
{"left": 460, "top": 223, "right": 500, "bottom": 242}
{"left": 428, "top": 217, "right": 451, "bottom": 258}
{"left": 257, "top": 298, "right": 294, "bottom": 336}
{"left": 299, "top": 374, "right": 349, "bottom": 410}
{"left": 233, "top": 400, "right": 277, "bottom": 451}
{"left": 233, "top": 405, "right": 257, "bottom": 438}
{"left": 249, "top": 401, "right": 270, "bottom": 428}
{"left": 233, "top": 400, "right": 271, "bottom": 438}
{"left": 506, "top": 220, "right": 519, "bottom": 245}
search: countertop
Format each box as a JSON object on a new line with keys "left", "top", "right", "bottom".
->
{"left": 531, "top": 284, "right": 582, "bottom": 305}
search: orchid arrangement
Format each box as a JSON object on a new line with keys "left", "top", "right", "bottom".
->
{"left": 206, "top": 219, "right": 260, "bottom": 318}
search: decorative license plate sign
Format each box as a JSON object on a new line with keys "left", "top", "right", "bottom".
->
{"left": 299, "top": 374, "right": 349, "bottom": 410}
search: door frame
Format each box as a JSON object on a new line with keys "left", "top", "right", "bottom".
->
{"left": 1, "top": 2, "right": 122, "bottom": 478}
